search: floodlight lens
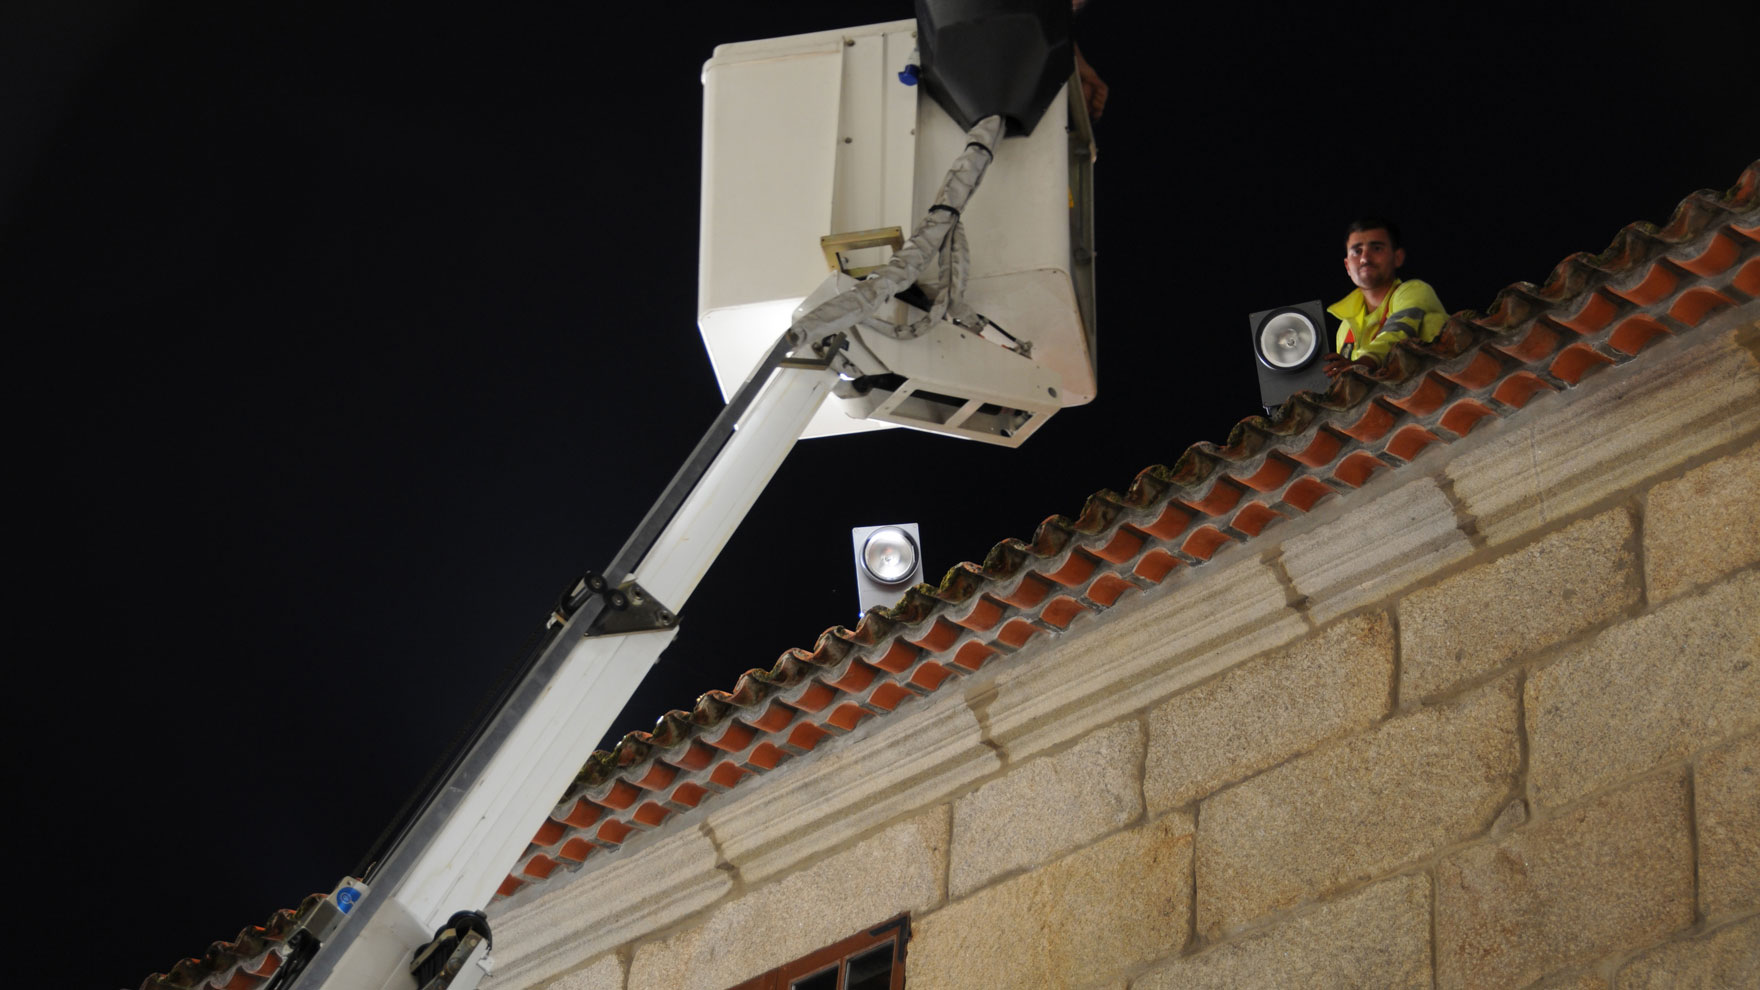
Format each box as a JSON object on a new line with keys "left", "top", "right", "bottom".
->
{"left": 862, "top": 527, "right": 918, "bottom": 584}
{"left": 1259, "top": 312, "right": 1319, "bottom": 369}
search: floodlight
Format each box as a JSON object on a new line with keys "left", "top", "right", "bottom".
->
{"left": 852, "top": 523, "right": 925, "bottom": 616}
{"left": 1258, "top": 311, "right": 1320, "bottom": 369}
{"left": 1246, "top": 300, "right": 1331, "bottom": 412}
{"left": 861, "top": 527, "right": 919, "bottom": 584}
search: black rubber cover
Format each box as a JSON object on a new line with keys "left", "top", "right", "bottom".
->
{"left": 913, "top": 0, "right": 1072, "bottom": 136}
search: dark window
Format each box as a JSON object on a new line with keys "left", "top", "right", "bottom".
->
{"left": 726, "top": 915, "right": 909, "bottom": 990}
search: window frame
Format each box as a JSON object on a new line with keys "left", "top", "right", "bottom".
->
{"left": 725, "top": 914, "right": 910, "bottom": 990}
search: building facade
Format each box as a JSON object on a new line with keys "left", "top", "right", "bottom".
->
{"left": 484, "top": 177, "right": 1760, "bottom": 989}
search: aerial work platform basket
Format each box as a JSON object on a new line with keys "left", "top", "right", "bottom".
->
{"left": 697, "top": 15, "right": 1097, "bottom": 446}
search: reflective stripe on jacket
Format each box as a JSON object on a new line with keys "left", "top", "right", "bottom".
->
{"left": 1328, "top": 278, "right": 1447, "bottom": 365}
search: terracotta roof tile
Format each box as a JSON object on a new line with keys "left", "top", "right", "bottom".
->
{"left": 140, "top": 893, "right": 324, "bottom": 990}
{"left": 499, "top": 160, "right": 1759, "bottom": 899}
{"left": 144, "top": 160, "right": 1759, "bottom": 988}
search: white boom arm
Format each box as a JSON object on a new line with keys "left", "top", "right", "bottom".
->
{"left": 286, "top": 116, "right": 1006, "bottom": 990}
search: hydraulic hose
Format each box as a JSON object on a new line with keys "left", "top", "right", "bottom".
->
{"left": 786, "top": 115, "right": 1004, "bottom": 352}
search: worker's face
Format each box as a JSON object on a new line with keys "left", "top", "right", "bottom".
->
{"left": 1344, "top": 229, "right": 1405, "bottom": 292}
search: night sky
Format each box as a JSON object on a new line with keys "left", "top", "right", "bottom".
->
{"left": 5, "top": 2, "right": 1752, "bottom": 987}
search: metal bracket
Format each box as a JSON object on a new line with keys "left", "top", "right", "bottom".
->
{"left": 411, "top": 911, "right": 493, "bottom": 990}
{"left": 585, "top": 580, "right": 677, "bottom": 637}
{"left": 822, "top": 226, "right": 904, "bottom": 278}
{"left": 415, "top": 932, "right": 490, "bottom": 990}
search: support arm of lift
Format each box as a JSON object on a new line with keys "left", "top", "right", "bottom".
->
{"left": 284, "top": 116, "right": 1005, "bottom": 990}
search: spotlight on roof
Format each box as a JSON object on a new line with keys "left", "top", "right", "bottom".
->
{"left": 1247, "top": 300, "right": 1331, "bottom": 413}
{"left": 852, "top": 523, "right": 924, "bottom": 618}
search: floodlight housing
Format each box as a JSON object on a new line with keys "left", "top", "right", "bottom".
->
{"left": 852, "top": 522, "right": 925, "bottom": 616}
{"left": 1246, "top": 300, "right": 1331, "bottom": 412}
{"left": 912, "top": 0, "right": 1072, "bottom": 135}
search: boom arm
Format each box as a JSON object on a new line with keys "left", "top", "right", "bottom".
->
{"left": 286, "top": 116, "right": 1007, "bottom": 990}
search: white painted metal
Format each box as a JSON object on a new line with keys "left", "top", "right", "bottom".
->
{"left": 402, "top": 361, "right": 831, "bottom": 914}
{"left": 913, "top": 80, "right": 1093, "bottom": 406}
{"left": 697, "top": 19, "right": 1093, "bottom": 442}
{"left": 328, "top": 895, "right": 428, "bottom": 990}
{"left": 310, "top": 357, "right": 837, "bottom": 990}
{"left": 628, "top": 363, "right": 838, "bottom": 608}
{"left": 320, "top": 631, "right": 674, "bottom": 990}
{"left": 393, "top": 629, "right": 679, "bottom": 923}
{"left": 829, "top": 29, "right": 921, "bottom": 280}
{"left": 847, "top": 317, "right": 1061, "bottom": 444}
{"left": 696, "top": 31, "right": 843, "bottom": 316}
{"left": 695, "top": 27, "right": 846, "bottom": 440}
{"left": 302, "top": 15, "right": 1066, "bottom": 984}
{"left": 305, "top": 110, "right": 1005, "bottom": 990}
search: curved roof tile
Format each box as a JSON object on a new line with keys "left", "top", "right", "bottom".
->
{"left": 141, "top": 893, "right": 325, "bottom": 990}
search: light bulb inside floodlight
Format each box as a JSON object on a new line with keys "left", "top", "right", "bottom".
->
{"left": 862, "top": 527, "right": 919, "bottom": 584}
{"left": 1258, "top": 312, "right": 1319, "bottom": 369}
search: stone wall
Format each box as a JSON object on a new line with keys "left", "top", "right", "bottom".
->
{"left": 491, "top": 315, "right": 1758, "bottom": 990}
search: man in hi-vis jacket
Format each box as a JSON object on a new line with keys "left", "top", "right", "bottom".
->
{"left": 1324, "top": 218, "right": 1447, "bottom": 377}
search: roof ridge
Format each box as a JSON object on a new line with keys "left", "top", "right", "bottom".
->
{"left": 507, "top": 160, "right": 1757, "bottom": 897}
{"left": 143, "top": 157, "right": 1760, "bottom": 990}
{"left": 142, "top": 893, "right": 325, "bottom": 990}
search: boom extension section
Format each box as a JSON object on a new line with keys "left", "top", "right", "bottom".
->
{"left": 287, "top": 116, "right": 1011, "bottom": 990}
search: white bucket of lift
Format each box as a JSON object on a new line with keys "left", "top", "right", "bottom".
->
{"left": 697, "top": 18, "right": 1095, "bottom": 444}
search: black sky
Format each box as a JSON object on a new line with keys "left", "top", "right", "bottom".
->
{"left": 5, "top": 2, "right": 1752, "bottom": 987}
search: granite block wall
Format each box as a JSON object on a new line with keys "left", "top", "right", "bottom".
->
{"left": 500, "top": 322, "right": 1758, "bottom": 990}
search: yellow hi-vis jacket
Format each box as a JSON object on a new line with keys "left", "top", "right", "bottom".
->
{"left": 1328, "top": 278, "right": 1447, "bottom": 366}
